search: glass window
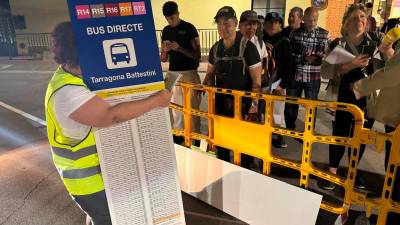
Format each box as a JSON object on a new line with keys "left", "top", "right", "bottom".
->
{"left": 252, "top": 0, "right": 286, "bottom": 18}
{"left": 253, "top": 0, "right": 267, "bottom": 8}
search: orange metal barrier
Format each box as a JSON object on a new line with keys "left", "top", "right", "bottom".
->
{"left": 170, "top": 82, "right": 400, "bottom": 225}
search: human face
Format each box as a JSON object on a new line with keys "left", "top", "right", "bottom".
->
{"left": 165, "top": 13, "right": 180, "bottom": 27}
{"left": 288, "top": 11, "right": 302, "bottom": 29}
{"left": 264, "top": 20, "right": 282, "bottom": 35}
{"left": 240, "top": 20, "right": 257, "bottom": 39}
{"left": 366, "top": 7, "right": 372, "bottom": 16}
{"left": 216, "top": 17, "right": 238, "bottom": 39}
{"left": 257, "top": 19, "right": 264, "bottom": 32}
{"left": 303, "top": 11, "right": 319, "bottom": 31}
{"left": 345, "top": 9, "right": 367, "bottom": 34}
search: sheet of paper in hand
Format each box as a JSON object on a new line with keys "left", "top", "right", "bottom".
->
{"left": 325, "top": 46, "right": 355, "bottom": 64}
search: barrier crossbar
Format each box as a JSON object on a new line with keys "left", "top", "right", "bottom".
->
{"left": 170, "top": 82, "right": 400, "bottom": 225}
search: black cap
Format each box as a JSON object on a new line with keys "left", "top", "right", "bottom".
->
{"left": 265, "top": 12, "right": 282, "bottom": 22}
{"left": 214, "top": 6, "right": 236, "bottom": 20}
{"left": 240, "top": 10, "right": 258, "bottom": 22}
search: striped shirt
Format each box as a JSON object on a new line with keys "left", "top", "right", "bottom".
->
{"left": 290, "top": 26, "right": 330, "bottom": 82}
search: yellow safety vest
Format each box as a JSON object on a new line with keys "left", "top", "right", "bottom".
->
{"left": 45, "top": 67, "right": 104, "bottom": 196}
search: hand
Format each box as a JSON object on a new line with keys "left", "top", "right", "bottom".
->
{"left": 200, "top": 80, "right": 213, "bottom": 96}
{"left": 169, "top": 42, "right": 180, "bottom": 51}
{"left": 350, "top": 54, "right": 370, "bottom": 69}
{"left": 153, "top": 90, "right": 173, "bottom": 107}
{"left": 379, "top": 42, "right": 395, "bottom": 60}
{"left": 272, "top": 86, "right": 285, "bottom": 96}
{"left": 304, "top": 54, "right": 318, "bottom": 63}
{"left": 248, "top": 105, "right": 258, "bottom": 114}
{"left": 246, "top": 113, "right": 259, "bottom": 122}
{"left": 161, "top": 43, "right": 171, "bottom": 53}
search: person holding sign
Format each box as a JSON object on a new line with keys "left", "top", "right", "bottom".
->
{"left": 45, "top": 22, "right": 172, "bottom": 225}
{"left": 160, "top": 1, "right": 202, "bottom": 145}
{"left": 351, "top": 33, "right": 400, "bottom": 225}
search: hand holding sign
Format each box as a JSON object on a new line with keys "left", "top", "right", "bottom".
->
{"left": 152, "top": 90, "right": 173, "bottom": 107}
{"left": 382, "top": 27, "right": 400, "bottom": 45}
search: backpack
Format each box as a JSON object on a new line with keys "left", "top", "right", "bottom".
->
{"left": 263, "top": 37, "right": 289, "bottom": 90}
{"left": 213, "top": 36, "right": 249, "bottom": 76}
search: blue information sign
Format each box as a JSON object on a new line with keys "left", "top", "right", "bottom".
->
{"left": 66, "top": 0, "right": 163, "bottom": 91}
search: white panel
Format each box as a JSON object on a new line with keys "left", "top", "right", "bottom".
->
{"left": 175, "top": 145, "right": 322, "bottom": 225}
{"left": 95, "top": 89, "right": 185, "bottom": 225}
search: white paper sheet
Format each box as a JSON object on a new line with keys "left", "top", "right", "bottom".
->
{"left": 325, "top": 46, "right": 355, "bottom": 64}
{"left": 271, "top": 78, "right": 281, "bottom": 91}
{"left": 175, "top": 145, "right": 322, "bottom": 225}
{"left": 95, "top": 84, "right": 185, "bottom": 225}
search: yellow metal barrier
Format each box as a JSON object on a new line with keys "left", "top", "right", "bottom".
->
{"left": 170, "top": 82, "right": 400, "bottom": 225}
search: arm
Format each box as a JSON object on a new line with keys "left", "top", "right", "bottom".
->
{"left": 277, "top": 39, "right": 292, "bottom": 89}
{"left": 160, "top": 43, "right": 169, "bottom": 62}
{"left": 379, "top": 42, "right": 395, "bottom": 61}
{"left": 203, "top": 46, "right": 216, "bottom": 86}
{"left": 248, "top": 65, "right": 262, "bottom": 114}
{"left": 160, "top": 29, "right": 169, "bottom": 62}
{"left": 203, "top": 64, "right": 215, "bottom": 86}
{"left": 244, "top": 42, "right": 262, "bottom": 113}
{"left": 244, "top": 42, "right": 262, "bottom": 94}
{"left": 321, "top": 54, "right": 370, "bottom": 80}
{"left": 353, "top": 51, "right": 400, "bottom": 99}
{"left": 249, "top": 66, "right": 262, "bottom": 93}
{"left": 304, "top": 33, "right": 330, "bottom": 66}
{"left": 70, "top": 90, "right": 172, "bottom": 127}
{"left": 170, "top": 37, "right": 201, "bottom": 60}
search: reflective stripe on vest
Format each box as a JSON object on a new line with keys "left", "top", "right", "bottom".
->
{"left": 61, "top": 166, "right": 101, "bottom": 179}
{"left": 45, "top": 66, "right": 104, "bottom": 196}
{"left": 52, "top": 146, "right": 97, "bottom": 160}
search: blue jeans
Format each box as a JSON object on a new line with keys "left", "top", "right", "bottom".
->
{"left": 284, "top": 80, "right": 321, "bottom": 130}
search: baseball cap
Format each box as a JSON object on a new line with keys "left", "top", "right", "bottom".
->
{"left": 265, "top": 12, "right": 283, "bottom": 22}
{"left": 214, "top": 6, "right": 236, "bottom": 20}
{"left": 240, "top": 10, "right": 258, "bottom": 22}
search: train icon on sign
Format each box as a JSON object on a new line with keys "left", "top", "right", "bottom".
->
{"left": 103, "top": 38, "right": 137, "bottom": 69}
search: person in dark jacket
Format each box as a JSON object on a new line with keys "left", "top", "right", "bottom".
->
{"left": 263, "top": 12, "right": 295, "bottom": 148}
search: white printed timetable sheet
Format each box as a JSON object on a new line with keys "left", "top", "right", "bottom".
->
{"left": 94, "top": 83, "right": 186, "bottom": 225}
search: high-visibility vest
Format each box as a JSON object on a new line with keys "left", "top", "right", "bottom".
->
{"left": 45, "top": 67, "right": 104, "bottom": 196}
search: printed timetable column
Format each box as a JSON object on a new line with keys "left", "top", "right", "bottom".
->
{"left": 96, "top": 122, "right": 150, "bottom": 225}
{"left": 136, "top": 109, "right": 184, "bottom": 224}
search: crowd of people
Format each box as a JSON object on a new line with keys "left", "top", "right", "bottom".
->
{"left": 161, "top": 1, "right": 400, "bottom": 224}
{"left": 44, "top": 1, "right": 400, "bottom": 224}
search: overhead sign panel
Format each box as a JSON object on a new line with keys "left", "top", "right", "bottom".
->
{"left": 68, "top": 0, "right": 163, "bottom": 91}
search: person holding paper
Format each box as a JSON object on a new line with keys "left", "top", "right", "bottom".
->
{"left": 319, "top": 4, "right": 391, "bottom": 190}
{"left": 46, "top": 22, "right": 172, "bottom": 225}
